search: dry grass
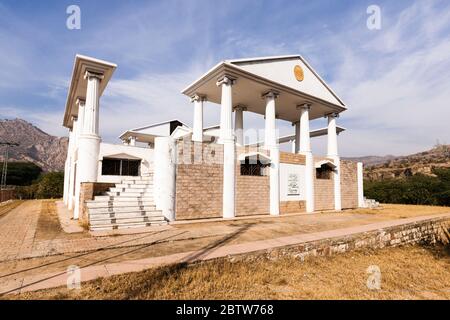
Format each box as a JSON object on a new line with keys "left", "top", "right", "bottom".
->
{"left": 349, "top": 203, "right": 450, "bottom": 218}
{"left": 0, "top": 200, "right": 24, "bottom": 219}
{"left": 10, "top": 244, "right": 450, "bottom": 300}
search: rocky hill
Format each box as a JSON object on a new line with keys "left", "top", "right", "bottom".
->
{"left": 0, "top": 119, "right": 67, "bottom": 172}
{"left": 349, "top": 145, "right": 450, "bottom": 181}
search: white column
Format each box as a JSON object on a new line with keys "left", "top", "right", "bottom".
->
{"left": 357, "top": 162, "right": 365, "bottom": 207}
{"left": 218, "top": 76, "right": 235, "bottom": 144}
{"left": 263, "top": 91, "right": 280, "bottom": 216}
{"left": 234, "top": 105, "right": 246, "bottom": 146}
{"left": 191, "top": 94, "right": 205, "bottom": 142}
{"left": 74, "top": 71, "right": 103, "bottom": 219}
{"left": 129, "top": 136, "right": 136, "bottom": 146}
{"left": 293, "top": 121, "right": 300, "bottom": 153}
{"left": 291, "top": 139, "right": 296, "bottom": 153}
{"left": 327, "top": 112, "right": 341, "bottom": 211}
{"left": 298, "top": 104, "right": 314, "bottom": 213}
{"left": 67, "top": 119, "right": 77, "bottom": 211}
{"left": 154, "top": 137, "right": 176, "bottom": 221}
{"left": 263, "top": 91, "right": 277, "bottom": 149}
{"left": 217, "top": 76, "right": 236, "bottom": 218}
{"left": 63, "top": 128, "right": 73, "bottom": 205}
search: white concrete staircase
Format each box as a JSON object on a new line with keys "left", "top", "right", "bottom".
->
{"left": 86, "top": 174, "right": 167, "bottom": 231}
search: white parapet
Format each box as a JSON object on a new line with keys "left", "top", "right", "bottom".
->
{"left": 269, "top": 145, "right": 280, "bottom": 216}
{"left": 154, "top": 137, "right": 176, "bottom": 221}
{"left": 357, "top": 162, "right": 365, "bottom": 207}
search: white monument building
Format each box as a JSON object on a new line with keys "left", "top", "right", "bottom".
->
{"left": 62, "top": 54, "right": 364, "bottom": 231}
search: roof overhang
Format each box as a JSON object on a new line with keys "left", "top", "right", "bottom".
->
{"left": 63, "top": 54, "right": 117, "bottom": 129}
{"left": 238, "top": 151, "right": 272, "bottom": 164}
{"left": 315, "top": 159, "right": 337, "bottom": 169}
{"left": 119, "top": 131, "right": 159, "bottom": 144}
{"left": 247, "top": 126, "right": 346, "bottom": 147}
{"left": 182, "top": 61, "right": 346, "bottom": 123}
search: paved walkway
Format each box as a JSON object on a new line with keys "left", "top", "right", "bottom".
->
{"left": 2, "top": 212, "right": 450, "bottom": 295}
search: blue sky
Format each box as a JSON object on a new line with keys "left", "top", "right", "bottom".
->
{"left": 0, "top": 0, "right": 449, "bottom": 156}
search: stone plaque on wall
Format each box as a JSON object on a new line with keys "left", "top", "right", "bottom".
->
{"left": 287, "top": 173, "right": 300, "bottom": 195}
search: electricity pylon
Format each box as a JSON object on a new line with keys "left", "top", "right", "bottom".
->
{"left": 0, "top": 142, "right": 19, "bottom": 190}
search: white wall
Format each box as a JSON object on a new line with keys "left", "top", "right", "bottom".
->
{"left": 279, "top": 163, "right": 306, "bottom": 201}
{"left": 97, "top": 143, "right": 154, "bottom": 183}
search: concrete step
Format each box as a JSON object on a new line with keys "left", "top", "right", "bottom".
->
{"left": 109, "top": 187, "right": 153, "bottom": 193}
{"left": 92, "top": 195, "right": 155, "bottom": 202}
{"left": 88, "top": 205, "right": 157, "bottom": 214}
{"left": 122, "top": 177, "right": 153, "bottom": 183}
{"left": 115, "top": 183, "right": 153, "bottom": 189}
{"left": 86, "top": 200, "right": 156, "bottom": 208}
{"left": 89, "top": 214, "right": 165, "bottom": 225}
{"left": 89, "top": 211, "right": 163, "bottom": 220}
{"left": 90, "top": 220, "right": 167, "bottom": 231}
{"left": 106, "top": 191, "right": 154, "bottom": 197}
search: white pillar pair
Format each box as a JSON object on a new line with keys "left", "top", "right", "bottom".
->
{"left": 73, "top": 71, "right": 103, "bottom": 219}
{"left": 263, "top": 91, "right": 280, "bottom": 216}
{"left": 327, "top": 112, "right": 342, "bottom": 211}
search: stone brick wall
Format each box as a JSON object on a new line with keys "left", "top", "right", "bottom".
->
{"left": 280, "top": 200, "right": 306, "bottom": 214}
{"left": 79, "top": 182, "right": 115, "bottom": 224}
{"left": 175, "top": 140, "right": 224, "bottom": 220}
{"left": 280, "top": 152, "right": 305, "bottom": 165}
{"left": 314, "top": 157, "right": 335, "bottom": 211}
{"left": 340, "top": 160, "right": 358, "bottom": 209}
{"left": 235, "top": 146, "right": 270, "bottom": 216}
{"left": 219, "top": 216, "right": 450, "bottom": 263}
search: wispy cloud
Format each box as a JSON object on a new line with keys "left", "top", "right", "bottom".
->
{"left": 0, "top": 0, "right": 448, "bottom": 157}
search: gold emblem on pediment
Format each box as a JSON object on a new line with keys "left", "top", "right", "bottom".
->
{"left": 294, "top": 65, "right": 304, "bottom": 82}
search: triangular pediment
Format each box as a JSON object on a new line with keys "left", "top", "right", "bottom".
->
{"left": 228, "top": 56, "right": 344, "bottom": 107}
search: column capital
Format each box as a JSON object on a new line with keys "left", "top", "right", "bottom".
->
{"left": 84, "top": 70, "right": 104, "bottom": 81}
{"left": 324, "top": 112, "right": 340, "bottom": 118}
{"left": 216, "top": 75, "right": 236, "bottom": 86}
{"left": 296, "top": 102, "right": 312, "bottom": 110}
{"left": 233, "top": 105, "right": 247, "bottom": 112}
{"left": 261, "top": 90, "right": 279, "bottom": 99}
{"left": 190, "top": 94, "right": 207, "bottom": 103}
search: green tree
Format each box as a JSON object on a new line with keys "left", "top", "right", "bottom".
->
{"left": 364, "top": 168, "right": 450, "bottom": 206}
{"left": 35, "top": 172, "right": 64, "bottom": 199}
{"left": 5, "top": 162, "right": 42, "bottom": 186}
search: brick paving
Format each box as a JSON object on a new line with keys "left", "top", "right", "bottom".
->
{"left": 0, "top": 200, "right": 182, "bottom": 262}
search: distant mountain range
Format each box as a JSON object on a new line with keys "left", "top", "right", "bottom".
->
{"left": 0, "top": 119, "right": 67, "bottom": 171}
{"left": 344, "top": 145, "right": 450, "bottom": 180}
{"left": 0, "top": 118, "right": 448, "bottom": 179}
